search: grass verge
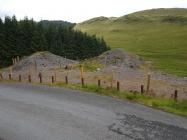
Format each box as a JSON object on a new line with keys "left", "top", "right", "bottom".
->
{"left": 1, "top": 80, "right": 186, "bottom": 117}
{"left": 46, "top": 82, "right": 187, "bottom": 117}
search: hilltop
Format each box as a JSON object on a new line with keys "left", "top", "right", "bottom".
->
{"left": 75, "top": 8, "right": 187, "bottom": 77}
{"left": 79, "top": 8, "right": 187, "bottom": 24}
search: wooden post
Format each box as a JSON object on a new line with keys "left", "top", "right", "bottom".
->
{"left": 81, "top": 78, "right": 84, "bottom": 86}
{"left": 80, "top": 66, "right": 84, "bottom": 86}
{"left": 65, "top": 76, "right": 68, "bottom": 84}
{"left": 98, "top": 79, "right": 101, "bottom": 87}
{"left": 111, "top": 70, "right": 114, "bottom": 88}
{"left": 146, "top": 74, "right": 151, "bottom": 94}
{"left": 28, "top": 75, "right": 31, "bottom": 83}
{"left": 52, "top": 76, "right": 54, "bottom": 83}
{"left": 18, "top": 75, "right": 21, "bottom": 82}
{"left": 9, "top": 66, "right": 13, "bottom": 76}
{"left": 0, "top": 73, "right": 3, "bottom": 80}
{"left": 117, "top": 81, "right": 120, "bottom": 91}
{"left": 174, "top": 90, "right": 178, "bottom": 101}
{"left": 141, "top": 85, "right": 144, "bottom": 94}
{"left": 28, "top": 65, "right": 31, "bottom": 76}
{"left": 80, "top": 66, "right": 84, "bottom": 78}
{"left": 39, "top": 72, "right": 42, "bottom": 83}
{"left": 9, "top": 74, "right": 12, "bottom": 80}
{"left": 54, "top": 70, "right": 57, "bottom": 82}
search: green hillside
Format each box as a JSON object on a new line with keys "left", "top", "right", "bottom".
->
{"left": 75, "top": 8, "right": 187, "bottom": 77}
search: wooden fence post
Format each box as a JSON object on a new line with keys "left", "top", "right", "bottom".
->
{"left": 65, "top": 76, "right": 68, "bottom": 84}
{"left": 39, "top": 72, "right": 42, "bottom": 83}
{"left": 117, "top": 81, "right": 120, "bottom": 91}
{"left": 9, "top": 74, "right": 12, "bottom": 80}
{"left": 54, "top": 71, "right": 57, "bottom": 82}
{"left": 28, "top": 75, "right": 31, "bottom": 83}
{"left": 111, "top": 70, "right": 114, "bottom": 88}
{"left": 98, "top": 79, "right": 101, "bottom": 87}
{"left": 174, "top": 90, "right": 178, "bottom": 101}
{"left": 80, "top": 66, "right": 84, "bottom": 86}
{"left": 52, "top": 76, "right": 54, "bottom": 83}
{"left": 0, "top": 73, "right": 3, "bottom": 80}
{"left": 9, "top": 67, "right": 13, "bottom": 76}
{"left": 80, "top": 66, "right": 84, "bottom": 78}
{"left": 19, "top": 75, "right": 21, "bottom": 82}
{"left": 146, "top": 74, "right": 151, "bottom": 94}
{"left": 141, "top": 85, "right": 144, "bottom": 94}
{"left": 81, "top": 78, "right": 84, "bottom": 86}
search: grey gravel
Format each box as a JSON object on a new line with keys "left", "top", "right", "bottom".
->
{"left": 13, "top": 51, "right": 78, "bottom": 71}
{"left": 92, "top": 48, "right": 145, "bottom": 69}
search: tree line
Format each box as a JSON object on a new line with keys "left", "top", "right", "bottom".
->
{"left": 0, "top": 16, "right": 110, "bottom": 68}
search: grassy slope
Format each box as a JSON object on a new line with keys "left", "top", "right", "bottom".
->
{"left": 75, "top": 8, "right": 187, "bottom": 76}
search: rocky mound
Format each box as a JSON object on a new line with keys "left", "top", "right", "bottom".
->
{"left": 12, "top": 51, "right": 78, "bottom": 71}
{"left": 92, "top": 48, "right": 145, "bottom": 69}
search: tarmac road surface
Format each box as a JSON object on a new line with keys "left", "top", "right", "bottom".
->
{"left": 0, "top": 83, "right": 187, "bottom": 140}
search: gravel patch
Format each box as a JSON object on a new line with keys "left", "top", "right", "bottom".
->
{"left": 12, "top": 51, "right": 78, "bottom": 71}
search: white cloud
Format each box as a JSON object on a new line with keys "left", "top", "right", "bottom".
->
{"left": 0, "top": 0, "right": 187, "bottom": 22}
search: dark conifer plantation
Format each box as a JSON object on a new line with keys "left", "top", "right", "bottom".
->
{"left": 0, "top": 16, "right": 110, "bottom": 67}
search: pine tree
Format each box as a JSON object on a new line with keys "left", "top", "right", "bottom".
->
{"left": 0, "top": 15, "right": 110, "bottom": 68}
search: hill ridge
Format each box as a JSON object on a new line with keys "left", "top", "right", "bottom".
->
{"left": 78, "top": 8, "right": 187, "bottom": 24}
{"left": 75, "top": 8, "right": 187, "bottom": 76}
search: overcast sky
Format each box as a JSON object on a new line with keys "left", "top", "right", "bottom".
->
{"left": 0, "top": 0, "right": 187, "bottom": 23}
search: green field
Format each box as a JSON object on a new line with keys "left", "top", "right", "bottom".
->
{"left": 75, "top": 8, "right": 187, "bottom": 77}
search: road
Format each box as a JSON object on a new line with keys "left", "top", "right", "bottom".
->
{"left": 0, "top": 83, "right": 187, "bottom": 140}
